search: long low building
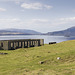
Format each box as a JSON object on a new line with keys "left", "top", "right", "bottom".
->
{"left": 0, "top": 39, "right": 44, "bottom": 50}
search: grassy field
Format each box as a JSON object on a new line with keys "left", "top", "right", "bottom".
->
{"left": 0, "top": 40, "right": 75, "bottom": 75}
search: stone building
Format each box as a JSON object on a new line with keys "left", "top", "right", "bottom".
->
{"left": 0, "top": 39, "right": 44, "bottom": 50}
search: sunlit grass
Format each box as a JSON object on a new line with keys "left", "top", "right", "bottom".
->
{"left": 0, "top": 40, "right": 75, "bottom": 75}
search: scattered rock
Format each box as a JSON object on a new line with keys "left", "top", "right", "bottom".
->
{"left": 48, "top": 51, "right": 50, "bottom": 53}
{"left": 40, "top": 69, "right": 45, "bottom": 71}
{"left": 0, "top": 53, "right": 8, "bottom": 55}
{"left": 57, "top": 57, "right": 61, "bottom": 60}
{"left": 39, "top": 61, "right": 44, "bottom": 64}
{"left": 37, "top": 56, "right": 41, "bottom": 57}
{"left": 25, "top": 70, "right": 29, "bottom": 72}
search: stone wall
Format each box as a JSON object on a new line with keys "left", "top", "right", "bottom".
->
{"left": 0, "top": 39, "right": 44, "bottom": 50}
{"left": 0, "top": 41, "right": 8, "bottom": 50}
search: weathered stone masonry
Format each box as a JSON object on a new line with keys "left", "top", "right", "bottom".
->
{"left": 0, "top": 39, "right": 44, "bottom": 50}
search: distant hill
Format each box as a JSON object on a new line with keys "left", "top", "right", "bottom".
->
{"left": 0, "top": 28, "right": 42, "bottom": 35}
{"left": 46, "top": 26, "right": 75, "bottom": 36}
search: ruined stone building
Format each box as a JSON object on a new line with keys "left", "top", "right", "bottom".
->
{"left": 0, "top": 39, "right": 44, "bottom": 50}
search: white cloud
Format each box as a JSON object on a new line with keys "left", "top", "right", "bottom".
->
{"left": 21, "top": 2, "right": 53, "bottom": 10}
{"left": 44, "top": 5, "right": 53, "bottom": 9}
{"left": 31, "top": 19, "right": 49, "bottom": 23}
{"left": 15, "top": 1, "right": 20, "bottom": 4}
{"left": 0, "top": 0, "right": 25, "bottom": 2}
{"left": 0, "top": 18, "right": 20, "bottom": 23}
{"left": 27, "top": 17, "right": 75, "bottom": 29}
{"left": 0, "top": 8, "right": 6, "bottom": 12}
{"left": 0, "top": 18, "right": 22, "bottom": 29}
{"left": 23, "top": 17, "right": 75, "bottom": 29}
{"left": 21, "top": 3, "right": 42, "bottom": 9}
{"left": 0, "top": 17, "right": 75, "bottom": 32}
{"left": 59, "top": 17, "right": 75, "bottom": 21}
{"left": 49, "top": 17, "right": 75, "bottom": 26}
{"left": 25, "top": 19, "right": 49, "bottom": 26}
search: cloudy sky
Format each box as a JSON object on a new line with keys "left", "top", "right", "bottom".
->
{"left": 0, "top": 0, "right": 75, "bottom": 33}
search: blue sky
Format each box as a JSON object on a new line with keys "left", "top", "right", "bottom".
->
{"left": 0, "top": 0, "right": 75, "bottom": 33}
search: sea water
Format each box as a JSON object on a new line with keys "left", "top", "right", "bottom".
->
{"left": 0, "top": 35, "right": 75, "bottom": 44}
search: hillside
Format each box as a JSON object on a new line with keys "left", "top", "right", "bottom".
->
{"left": 0, "top": 29, "right": 42, "bottom": 35}
{"left": 0, "top": 40, "right": 75, "bottom": 75}
{"left": 47, "top": 26, "right": 75, "bottom": 36}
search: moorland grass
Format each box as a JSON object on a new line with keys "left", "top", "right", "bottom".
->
{"left": 0, "top": 40, "right": 75, "bottom": 75}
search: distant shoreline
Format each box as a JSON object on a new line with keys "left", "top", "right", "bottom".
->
{"left": 0, "top": 34, "right": 31, "bottom": 35}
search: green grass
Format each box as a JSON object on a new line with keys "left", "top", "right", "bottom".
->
{"left": 0, "top": 40, "right": 75, "bottom": 75}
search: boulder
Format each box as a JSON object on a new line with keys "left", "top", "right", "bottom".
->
{"left": 39, "top": 61, "right": 44, "bottom": 64}
{"left": 49, "top": 42, "right": 56, "bottom": 44}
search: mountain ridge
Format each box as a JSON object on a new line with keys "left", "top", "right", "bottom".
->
{"left": 46, "top": 26, "right": 75, "bottom": 36}
{"left": 0, "top": 28, "right": 42, "bottom": 35}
